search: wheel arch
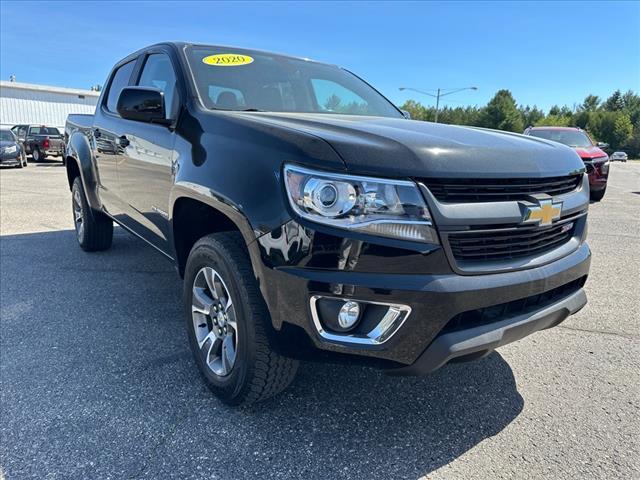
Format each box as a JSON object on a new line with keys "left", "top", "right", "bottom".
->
{"left": 65, "top": 132, "right": 102, "bottom": 211}
{"left": 170, "top": 191, "right": 262, "bottom": 279}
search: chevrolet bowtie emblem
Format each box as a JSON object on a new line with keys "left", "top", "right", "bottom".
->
{"left": 523, "top": 200, "right": 562, "bottom": 226}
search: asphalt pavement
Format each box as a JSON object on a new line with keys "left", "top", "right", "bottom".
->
{"left": 1, "top": 159, "right": 638, "bottom": 479}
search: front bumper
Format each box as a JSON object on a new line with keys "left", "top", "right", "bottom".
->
{"left": 0, "top": 151, "right": 21, "bottom": 164}
{"left": 585, "top": 159, "right": 609, "bottom": 190}
{"left": 256, "top": 229, "right": 590, "bottom": 368}
{"left": 388, "top": 287, "right": 586, "bottom": 375}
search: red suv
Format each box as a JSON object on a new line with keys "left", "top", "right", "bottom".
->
{"left": 524, "top": 126, "right": 609, "bottom": 202}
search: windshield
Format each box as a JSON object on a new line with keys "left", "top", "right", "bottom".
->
{"left": 0, "top": 130, "right": 16, "bottom": 142}
{"left": 528, "top": 129, "right": 593, "bottom": 148}
{"left": 185, "top": 46, "right": 402, "bottom": 118}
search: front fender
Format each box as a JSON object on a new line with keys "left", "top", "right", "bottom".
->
{"left": 66, "top": 131, "right": 101, "bottom": 211}
{"left": 169, "top": 184, "right": 269, "bottom": 300}
{"left": 169, "top": 183, "right": 256, "bottom": 246}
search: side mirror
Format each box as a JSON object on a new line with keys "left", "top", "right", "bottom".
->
{"left": 400, "top": 109, "right": 412, "bottom": 120}
{"left": 596, "top": 141, "right": 609, "bottom": 149}
{"left": 117, "top": 87, "right": 168, "bottom": 124}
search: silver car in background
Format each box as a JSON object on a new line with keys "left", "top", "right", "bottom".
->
{"left": 610, "top": 151, "right": 628, "bottom": 162}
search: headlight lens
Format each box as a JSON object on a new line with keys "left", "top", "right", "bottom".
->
{"left": 4, "top": 145, "right": 17, "bottom": 154}
{"left": 284, "top": 165, "right": 438, "bottom": 243}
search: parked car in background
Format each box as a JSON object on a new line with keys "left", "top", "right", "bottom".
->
{"left": 523, "top": 126, "right": 609, "bottom": 202}
{"left": 610, "top": 151, "right": 628, "bottom": 162}
{"left": 0, "top": 128, "right": 27, "bottom": 168}
{"left": 11, "top": 124, "right": 64, "bottom": 162}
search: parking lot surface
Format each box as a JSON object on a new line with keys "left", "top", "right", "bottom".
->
{"left": 1, "top": 160, "right": 639, "bottom": 479}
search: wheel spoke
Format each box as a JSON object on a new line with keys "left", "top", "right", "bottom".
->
{"left": 223, "top": 296, "right": 233, "bottom": 312}
{"left": 192, "top": 287, "right": 214, "bottom": 315}
{"left": 226, "top": 308, "right": 237, "bottom": 330}
{"left": 222, "top": 335, "right": 236, "bottom": 374}
{"left": 204, "top": 268, "right": 220, "bottom": 299}
{"left": 198, "top": 329, "right": 217, "bottom": 350}
{"left": 205, "top": 337, "right": 223, "bottom": 364}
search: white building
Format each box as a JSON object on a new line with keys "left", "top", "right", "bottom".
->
{"left": 0, "top": 81, "right": 100, "bottom": 130}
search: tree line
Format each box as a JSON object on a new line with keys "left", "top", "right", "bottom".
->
{"left": 400, "top": 89, "right": 640, "bottom": 157}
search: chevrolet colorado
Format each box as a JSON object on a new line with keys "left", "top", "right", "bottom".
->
{"left": 64, "top": 42, "right": 590, "bottom": 405}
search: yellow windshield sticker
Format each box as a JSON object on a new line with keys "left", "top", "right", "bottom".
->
{"left": 202, "top": 54, "right": 254, "bottom": 67}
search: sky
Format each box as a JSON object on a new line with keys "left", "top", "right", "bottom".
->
{"left": 1, "top": 1, "right": 638, "bottom": 112}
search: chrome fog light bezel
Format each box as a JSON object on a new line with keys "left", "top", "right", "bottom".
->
{"left": 310, "top": 295, "right": 411, "bottom": 346}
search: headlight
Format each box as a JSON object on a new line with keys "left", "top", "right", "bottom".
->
{"left": 4, "top": 145, "right": 17, "bottom": 154}
{"left": 284, "top": 164, "right": 438, "bottom": 243}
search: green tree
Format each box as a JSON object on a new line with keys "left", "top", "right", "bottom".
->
{"left": 612, "top": 113, "right": 633, "bottom": 146}
{"left": 604, "top": 90, "right": 625, "bottom": 111}
{"left": 621, "top": 90, "right": 640, "bottom": 125}
{"left": 581, "top": 95, "right": 601, "bottom": 112}
{"left": 480, "top": 89, "right": 524, "bottom": 132}
{"left": 400, "top": 100, "right": 430, "bottom": 121}
{"left": 520, "top": 105, "right": 545, "bottom": 127}
{"left": 535, "top": 115, "right": 571, "bottom": 127}
{"left": 549, "top": 105, "right": 562, "bottom": 116}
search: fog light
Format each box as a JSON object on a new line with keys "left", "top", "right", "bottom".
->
{"left": 338, "top": 301, "right": 360, "bottom": 330}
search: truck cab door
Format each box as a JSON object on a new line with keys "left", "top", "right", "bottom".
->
{"left": 116, "top": 51, "right": 179, "bottom": 255}
{"left": 91, "top": 59, "right": 138, "bottom": 216}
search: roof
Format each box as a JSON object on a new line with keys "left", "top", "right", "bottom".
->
{"left": 121, "top": 41, "right": 333, "bottom": 67}
{"left": 0, "top": 81, "right": 100, "bottom": 97}
{"left": 528, "top": 126, "right": 581, "bottom": 131}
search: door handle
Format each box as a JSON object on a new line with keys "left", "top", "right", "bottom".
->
{"left": 118, "top": 136, "right": 130, "bottom": 148}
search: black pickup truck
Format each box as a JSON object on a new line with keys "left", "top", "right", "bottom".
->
{"left": 12, "top": 124, "right": 64, "bottom": 162}
{"left": 64, "top": 42, "right": 590, "bottom": 405}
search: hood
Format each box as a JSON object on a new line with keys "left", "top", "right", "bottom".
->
{"left": 234, "top": 112, "right": 584, "bottom": 179}
{"left": 0, "top": 140, "right": 17, "bottom": 148}
{"left": 574, "top": 146, "right": 608, "bottom": 161}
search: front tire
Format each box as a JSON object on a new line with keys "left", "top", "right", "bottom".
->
{"left": 71, "top": 177, "right": 113, "bottom": 251}
{"left": 590, "top": 187, "right": 606, "bottom": 202}
{"left": 184, "top": 232, "right": 298, "bottom": 405}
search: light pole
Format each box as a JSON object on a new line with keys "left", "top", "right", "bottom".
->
{"left": 399, "top": 86, "right": 478, "bottom": 123}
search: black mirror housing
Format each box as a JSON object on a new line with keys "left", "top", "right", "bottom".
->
{"left": 117, "top": 87, "right": 167, "bottom": 124}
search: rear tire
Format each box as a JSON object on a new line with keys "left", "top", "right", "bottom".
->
{"left": 32, "top": 147, "right": 42, "bottom": 162}
{"left": 71, "top": 177, "right": 113, "bottom": 251}
{"left": 590, "top": 187, "right": 606, "bottom": 202}
{"left": 184, "top": 232, "right": 298, "bottom": 405}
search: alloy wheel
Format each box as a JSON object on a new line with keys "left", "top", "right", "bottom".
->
{"left": 72, "top": 187, "right": 84, "bottom": 240}
{"left": 191, "top": 267, "right": 238, "bottom": 377}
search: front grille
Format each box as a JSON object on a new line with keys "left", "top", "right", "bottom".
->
{"left": 421, "top": 174, "right": 582, "bottom": 202}
{"left": 448, "top": 220, "right": 576, "bottom": 262}
{"left": 440, "top": 276, "right": 587, "bottom": 335}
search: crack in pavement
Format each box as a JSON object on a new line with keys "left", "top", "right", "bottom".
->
{"left": 558, "top": 324, "right": 639, "bottom": 340}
